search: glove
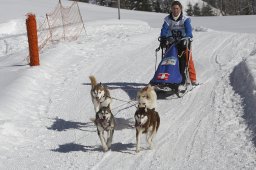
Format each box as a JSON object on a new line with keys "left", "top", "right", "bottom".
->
{"left": 158, "top": 36, "right": 167, "bottom": 48}
{"left": 167, "top": 37, "right": 175, "bottom": 44}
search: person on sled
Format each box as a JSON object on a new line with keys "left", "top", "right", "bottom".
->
{"left": 159, "top": 0, "right": 198, "bottom": 89}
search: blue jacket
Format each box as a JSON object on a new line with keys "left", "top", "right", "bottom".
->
{"left": 160, "top": 12, "right": 193, "bottom": 39}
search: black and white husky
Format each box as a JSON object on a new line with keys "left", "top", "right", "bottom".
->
{"left": 134, "top": 107, "right": 160, "bottom": 153}
{"left": 89, "top": 75, "right": 112, "bottom": 113}
{"left": 91, "top": 106, "right": 116, "bottom": 152}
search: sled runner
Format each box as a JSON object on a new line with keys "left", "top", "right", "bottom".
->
{"left": 150, "top": 37, "right": 192, "bottom": 98}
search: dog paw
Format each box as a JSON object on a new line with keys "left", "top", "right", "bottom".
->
{"left": 107, "top": 143, "right": 112, "bottom": 148}
{"left": 103, "top": 146, "right": 109, "bottom": 152}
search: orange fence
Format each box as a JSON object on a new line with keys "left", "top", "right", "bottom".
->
{"left": 26, "top": 14, "right": 40, "bottom": 66}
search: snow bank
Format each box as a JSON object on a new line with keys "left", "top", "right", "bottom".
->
{"left": 230, "top": 50, "right": 256, "bottom": 146}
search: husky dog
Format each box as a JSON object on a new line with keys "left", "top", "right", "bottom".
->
{"left": 89, "top": 75, "right": 112, "bottom": 113}
{"left": 137, "top": 84, "right": 157, "bottom": 110}
{"left": 91, "top": 106, "right": 116, "bottom": 152}
{"left": 134, "top": 107, "right": 160, "bottom": 153}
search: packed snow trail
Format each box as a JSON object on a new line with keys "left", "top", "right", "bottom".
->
{"left": 1, "top": 20, "right": 256, "bottom": 170}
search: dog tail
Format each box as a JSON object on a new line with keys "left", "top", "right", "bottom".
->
{"left": 147, "top": 84, "right": 157, "bottom": 101}
{"left": 89, "top": 75, "right": 97, "bottom": 89}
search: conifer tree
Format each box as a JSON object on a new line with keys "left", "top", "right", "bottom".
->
{"left": 186, "top": 2, "right": 193, "bottom": 16}
{"left": 201, "top": 3, "right": 215, "bottom": 16}
{"left": 193, "top": 3, "right": 201, "bottom": 16}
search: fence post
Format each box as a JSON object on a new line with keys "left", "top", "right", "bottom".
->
{"left": 26, "top": 13, "right": 40, "bottom": 66}
{"left": 75, "top": 1, "right": 86, "bottom": 35}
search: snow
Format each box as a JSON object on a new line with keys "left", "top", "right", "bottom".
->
{"left": 1, "top": 0, "right": 256, "bottom": 169}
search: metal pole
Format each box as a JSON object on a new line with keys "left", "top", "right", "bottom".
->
{"left": 118, "top": 0, "right": 120, "bottom": 20}
{"left": 75, "top": 1, "right": 87, "bottom": 35}
{"left": 46, "top": 14, "right": 53, "bottom": 42}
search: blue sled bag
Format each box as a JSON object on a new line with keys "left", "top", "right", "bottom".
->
{"left": 150, "top": 45, "right": 182, "bottom": 85}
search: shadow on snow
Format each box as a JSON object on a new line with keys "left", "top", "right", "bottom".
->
{"left": 82, "top": 81, "right": 147, "bottom": 100}
{"left": 52, "top": 142, "right": 135, "bottom": 154}
{"left": 47, "top": 117, "right": 95, "bottom": 132}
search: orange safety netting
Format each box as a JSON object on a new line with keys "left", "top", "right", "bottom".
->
{"left": 26, "top": 14, "right": 40, "bottom": 66}
{"left": 37, "top": 0, "right": 86, "bottom": 51}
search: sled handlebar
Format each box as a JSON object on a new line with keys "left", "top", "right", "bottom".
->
{"left": 156, "top": 37, "right": 193, "bottom": 52}
{"left": 158, "top": 36, "right": 192, "bottom": 43}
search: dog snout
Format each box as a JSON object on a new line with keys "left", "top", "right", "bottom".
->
{"left": 139, "top": 102, "right": 146, "bottom": 107}
{"left": 103, "top": 116, "right": 106, "bottom": 119}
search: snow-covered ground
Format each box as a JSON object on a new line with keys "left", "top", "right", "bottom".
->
{"left": 1, "top": 0, "right": 256, "bottom": 169}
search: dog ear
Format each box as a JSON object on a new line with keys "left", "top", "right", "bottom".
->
{"left": 106, "top": 104, "right": 112, "bottom": 113}
{"left": 147, "top": 84, "right": 154, "bottom": 92}
{"left": 99, "top": 82, "right": 103, "bottom": 87}
{"left": 141, "top": 86, "right": 148, "bottom": 92}
{"left": 96, "top": 108, "right": 102, "bottom": 114}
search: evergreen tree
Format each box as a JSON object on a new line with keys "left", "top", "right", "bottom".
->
{"left": 97, "top": 0, "right": 105, "bottom": 6}
{"left": 153, "top": 0, "right": 162, "bottom": 12}
{"left": 253, "top": 0, "right": 256, "bottom": 14}
{"left": 201, "top": 3, "right": 215, "bottom": 16}
{"left": 186, "top": 2, "right": 193, "bottom": 16}
{"left": 118, "top": 0, "right": 130, "bottom": 9}
{"left": 193, "top": 3, "right": 201, "bottom": 16}
{"left": 161, "top": 0, "right": 173, "bottom": 13}
{"left": 76, "top": 0, "right": 89, "bottom": 2}
{"left": 132, "top": 0, "right": 153, "bottom": 12}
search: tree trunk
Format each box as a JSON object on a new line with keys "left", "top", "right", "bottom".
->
{"left": 252, "top": 0, "right": 256, "bottom": 14}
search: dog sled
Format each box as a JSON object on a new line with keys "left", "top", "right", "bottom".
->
{"left": 150, "top": 37, "right": 194, "bottom": 98}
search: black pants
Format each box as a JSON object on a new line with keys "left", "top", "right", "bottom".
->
{"left": 178, "top": 51, "right": 186, "bottom": 84}
{"left": 177, "top": 41, "right": 191, "bottom": 85}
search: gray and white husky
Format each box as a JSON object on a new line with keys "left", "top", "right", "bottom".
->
{"left": 89, "top": 75, "right": 112, "bottom": 113}
{"left": 91, "top": 106, "right": 116, "bottom": 152}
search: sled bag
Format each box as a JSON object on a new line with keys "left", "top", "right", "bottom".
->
{"left": 151, "top": 45, "right": 182, "bottom": 84}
